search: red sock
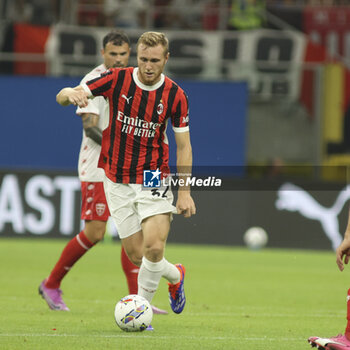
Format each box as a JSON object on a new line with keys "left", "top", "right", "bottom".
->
{"left": 121, "top": 246, "right": 139, "bottom": 294}
{"left": 45, "top": 231, "right": 94, "bottom": 289}
{"left": 346, "top": 289, "right": 350, "bottom": 340}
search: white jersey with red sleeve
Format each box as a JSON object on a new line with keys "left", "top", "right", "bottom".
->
{"left": 76, "top": 64, "right": 109, "bottom": 182}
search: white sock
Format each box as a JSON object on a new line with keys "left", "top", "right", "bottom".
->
{"left": 137, "top": 257, "right": 165, "bottom": 303}
{"left": 161, "top": 259, "right": 181, "bottom": 284}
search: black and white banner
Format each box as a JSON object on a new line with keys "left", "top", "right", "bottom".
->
{"left": 46, "top": 25, "right": 306, "bottom": 100}
{"left": 0, "top": 171, "right": 81, "bottom": 237}
{"left": 1, "top": 170, "right": 348, "bottom": 250}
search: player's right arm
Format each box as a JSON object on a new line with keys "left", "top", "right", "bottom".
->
{"left": 56, "top": 86, "right": 90, "bottom": 108}
{"left": 81, "top": 113, "right": 102, "bottom": 145}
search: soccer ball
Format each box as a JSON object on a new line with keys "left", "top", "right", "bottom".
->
{"left": 114, "top": 294, "right": 153, "bottom": 332}
{"left": 243, "top": 226, "right": 268, "bottom": 250}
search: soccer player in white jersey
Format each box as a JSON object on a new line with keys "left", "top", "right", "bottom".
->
{"left": 39, "top": 30, "right": 167, "bottom": 316}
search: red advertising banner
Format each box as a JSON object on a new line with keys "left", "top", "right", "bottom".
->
{"left": 303, "top": 7, "right": 350, "bottom": 59}
{"left": 13, "top": 23, "right": 50, "bottom": 75}
{"left": 303, "top": 6, "right": 350, "bottom": 109}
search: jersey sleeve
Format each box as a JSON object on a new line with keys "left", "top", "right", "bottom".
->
{"left": 76, "top": 66, "right": 107, "bottom": 116}
{"left": 76, "top": 96, "right": 100, "bottom": 116}
{"left": 81, "top": 69, "right": 115, "bottom": 99}
{"left": 171, "top": 89, "right": 190, "bottom": 133}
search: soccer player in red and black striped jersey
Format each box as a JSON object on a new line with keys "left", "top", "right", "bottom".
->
{"left": 57, "top": 32, "right": 196, "bottom": 318}
{"left": 40, "top": 30, "right": 167, "bottom": 315}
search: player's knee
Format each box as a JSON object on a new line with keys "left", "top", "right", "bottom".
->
{"left": 144, "top": 245, "right": 164, "bottom": 262}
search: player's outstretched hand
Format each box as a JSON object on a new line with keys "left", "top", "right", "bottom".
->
{"left": 56, "top": 86, "right": 89, "bottom": 107}
{"left": 176, "top": 192, "right": 196, "bottom": 218}
{"left": 336, "top": 236, "right": 350, "bottom": 271}
{"left": 68, "top": 88, "right": 89, "bottom": 108}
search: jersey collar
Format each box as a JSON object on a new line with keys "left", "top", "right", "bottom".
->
{"left": 133, "top": 67, "right": 165, "bottom": 91}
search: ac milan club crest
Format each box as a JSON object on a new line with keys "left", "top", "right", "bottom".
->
{"left": 157, "top": 102, "right": 164, "bottom": 115}
{"left": 96, "top": 203, "right": 106, "bottom": 216}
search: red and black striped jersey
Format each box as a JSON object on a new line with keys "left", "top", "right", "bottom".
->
{"left": 82, "top": 66, "right": 189, "bottom": 184}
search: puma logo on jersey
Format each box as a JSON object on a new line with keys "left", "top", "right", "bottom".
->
{"left": 122, "top": 95, "right": 132, "bottom": 104}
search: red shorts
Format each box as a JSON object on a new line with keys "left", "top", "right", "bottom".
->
{"left": 81, "top": 181, "right": 110, "bottom": 221}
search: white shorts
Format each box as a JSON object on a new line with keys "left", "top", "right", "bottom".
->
{"left": 103, "top": 176, "right": 176, "bottom": 239}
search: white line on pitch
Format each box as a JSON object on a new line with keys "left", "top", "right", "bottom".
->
{"left": 0, "top": 333, "right": 304, "bottom": 342}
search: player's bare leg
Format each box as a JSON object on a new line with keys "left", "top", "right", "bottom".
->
{"left": 134, "top": 214, "right": 184, "bottom": 313}
{"left": 84, "top": 220, "right": 107, "bottom": 243}
{"left": 122, "top": 231, "right": 144, "bottom": 267}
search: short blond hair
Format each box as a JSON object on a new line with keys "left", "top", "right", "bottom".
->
{"left": 137, "top": 31, "right": 169, "bottom": 57}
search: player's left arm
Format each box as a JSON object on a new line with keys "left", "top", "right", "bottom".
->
{"left": 174, "top": 131, "right": 196, "bottom": 218}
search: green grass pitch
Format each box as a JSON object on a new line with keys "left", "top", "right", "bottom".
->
{"left": 0, "top": 238, "right": 348, "bottom": 350}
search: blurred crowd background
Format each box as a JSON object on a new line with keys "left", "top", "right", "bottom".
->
{"left": 1, "top": 0, "right": 349, "bottom": 29}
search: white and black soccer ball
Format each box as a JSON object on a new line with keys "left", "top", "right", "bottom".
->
{"left": 114, "top": 294, "right": 153, "bottom": 332}
{"left": 243, "top": 226, "right": 268, "bottom": 250}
